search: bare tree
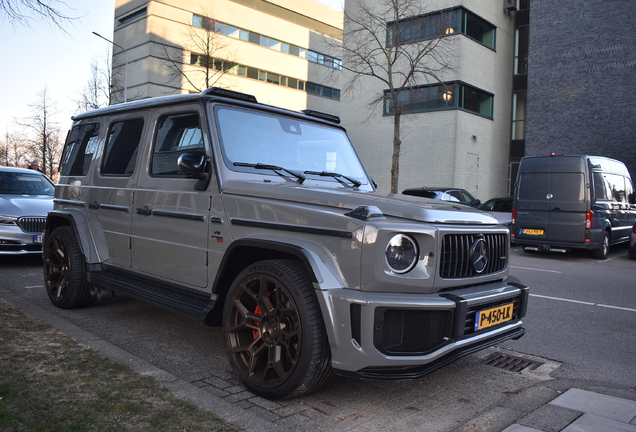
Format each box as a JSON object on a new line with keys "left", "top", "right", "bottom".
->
{"left": 2, "top": 130, "right": 30, "bottom": 167}
{"left": 340, "top": 0, "right": 454, "bottom": 193}
{"left": 161, "top": 9, "right": 238, "bottom": 93}
{"left": 73, "top": 50, "right": 113, "bottom": 112}
{"left": 17, "top": 86, "right": 62, "bottom": 177}
{"left": 0, "top": 0, "right": 78, "bottom": 31}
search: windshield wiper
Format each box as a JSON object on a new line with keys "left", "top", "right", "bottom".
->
{"left": 234, "top": 162, "right": 306, "bottom": 184}
{"left": 303, "top": 170, "right": 362, "bottom": 188}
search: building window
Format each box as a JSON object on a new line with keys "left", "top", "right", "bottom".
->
{"left": 384, "top": 82, "right": 493, "bottom": 118}
{"left": 119, "top": 7, "right": 147, "bottom": 25}
{"left": 387, "top": 7, "right": 496, "bottom": 50}
{"left": 189, "top": 53, "right": 339, "bottom": 100}
{"left": 192, "top": 14, "right": 343, "bottom": 70}
{"left": 306, "top": 82, "right": 341, "bottom": 101}
{"left": 511, "top": 92, "right": 526, "bottom": 140}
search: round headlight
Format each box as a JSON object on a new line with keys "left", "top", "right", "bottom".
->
{"left": 385, "top": 234, "right": 419, "bottom": 274}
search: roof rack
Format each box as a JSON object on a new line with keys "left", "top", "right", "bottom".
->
{"left": 201, "top": 87, "right": 258, "bottom": 103}
{"left": 301, "top": 109, "right": 341, "bottom": 124}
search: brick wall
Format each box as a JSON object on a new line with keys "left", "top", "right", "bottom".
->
{"left": 525, "top": 0, "right": 636, "bottom": 181}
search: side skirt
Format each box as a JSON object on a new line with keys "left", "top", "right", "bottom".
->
{"left": 89, "top": 267, "right": 214, "bottom": 321}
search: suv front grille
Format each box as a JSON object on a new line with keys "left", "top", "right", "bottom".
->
{"left": 17, "top": 217, "right": 46, "bottom": 233}
{"left": 440, "top": 234, "right": 507, "bottom": 279}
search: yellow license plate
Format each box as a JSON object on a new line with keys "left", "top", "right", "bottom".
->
{"left": 522, "top": 228, "right": 544, "bottom": 235}
{"left": 474, "top": 303, "right": 514, "bottom": 331}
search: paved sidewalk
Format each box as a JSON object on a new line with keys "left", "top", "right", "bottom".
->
{"left": 502, "top": 388, "right": 636, "bottom": 432}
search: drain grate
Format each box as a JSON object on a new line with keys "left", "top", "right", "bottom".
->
{"left": 482, "top": 352, "right": 543, "bottom": 373}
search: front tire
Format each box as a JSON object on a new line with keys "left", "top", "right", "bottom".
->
{"left": 223, "top": 260, "right": 332, "bottom": 399}
{"left": 593, "top": 231, "right": 610, "bottom": 260}
{"left": 43, "top": 226, "right": 94, "bottom": 309}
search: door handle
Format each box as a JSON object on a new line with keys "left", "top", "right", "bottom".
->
{"left": 136, "top": 208, "right": 152, "bottom": 216}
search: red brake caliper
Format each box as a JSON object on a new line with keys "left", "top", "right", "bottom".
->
{"left": 252, "top": 305, "right": 262, "bottom": 340}
{"left": 252, "top": 291, "right": 274, "bottom": 340}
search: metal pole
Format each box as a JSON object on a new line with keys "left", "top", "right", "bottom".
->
{"left": 92, "top": 31, "right": 128, "bottom": 103}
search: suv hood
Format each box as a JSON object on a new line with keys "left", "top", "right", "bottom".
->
{"left": 222, "top": 181, "right": 498, "bottom": 225}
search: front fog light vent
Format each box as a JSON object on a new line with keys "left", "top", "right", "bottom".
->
{"left": 385, "top": 234, "right": 418, "bottom": 274}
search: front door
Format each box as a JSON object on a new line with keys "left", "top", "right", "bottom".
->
{"left": 132, "top": 105, "right": 211, "bottom": 289}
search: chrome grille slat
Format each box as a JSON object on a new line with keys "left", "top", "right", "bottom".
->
{"left": 17, "top": 217, "right": 46, "bottom": 233}
{"left": 440, "top": 234, "right": 507, "bottom": 279}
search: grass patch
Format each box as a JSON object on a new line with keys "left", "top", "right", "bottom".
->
{"left": 0, "top": 298, "right": 239, "bottom": 432}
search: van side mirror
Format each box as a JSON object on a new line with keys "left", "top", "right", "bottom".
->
{"left": 178, "top": 152, "right": 211, "bottom": 191}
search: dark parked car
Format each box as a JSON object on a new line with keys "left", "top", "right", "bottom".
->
{"left": 478, "top": 197, "right": 513, "bottom": 226}
{"left": 402, "top": 187, "right": 481, "bottom": 207}
{"left": 629, "top": 222, "right": 636, "bottom": 260}
{"left": 0, "top": 166, "right": 54, "bottom": 254}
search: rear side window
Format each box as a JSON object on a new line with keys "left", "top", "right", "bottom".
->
{"left": 60, "top": 123, "right": 100, "bottom": 176}
{"left": 518, "top": 172, "right": 584, "bottom": 201}
{"left": 151, "top": 112, "right": 204, "bottom": 176}
{"left": 102, "top": 119, "right": 144, "bottom": 176}
{"left": 594, "top": 173, "right": 628, "bottom": 202}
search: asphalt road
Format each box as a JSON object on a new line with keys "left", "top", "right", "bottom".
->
{"left": 1, "top": 243, "right": 634, "bottom": 431}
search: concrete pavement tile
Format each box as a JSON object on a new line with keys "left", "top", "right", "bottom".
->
{"left": 517, "top": 404, "right": 581, "bottom": 432}
{"left": 245, "top": 406, "right": 283, "bottom": 423}
{"left": 550, "top": 389, "right": 636, "bottom": 422}
{"left": 562, "top": 413, "right": 636, "bottom": 432}
{"left": 247, "top": 395, "right": 284, "bottom": 411}
{"left": 222, "top": 390, "right": 253, "bottom": 403}
{"left": 502, "top": 425, "right": 543, "bottom": 432}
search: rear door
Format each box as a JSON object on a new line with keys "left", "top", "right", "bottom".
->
{"left": 515, "top": 156, "right": 588, "bottom": 244}
{"left": 86, "top": 114, "right": 148, "bottom": 268}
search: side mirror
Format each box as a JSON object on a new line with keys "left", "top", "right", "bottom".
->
{"left": 178, "top": 152, "right": 211, "bottom": 191}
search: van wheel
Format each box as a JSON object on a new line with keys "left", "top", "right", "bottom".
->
{"left": 223, "top": 260, "right": 332, "bottom": 399}
{"left": 43, "top": 226, "right": 94, "bottom": 309}
{"left": 593, "top": 232, "right": 610, "bottom": 260}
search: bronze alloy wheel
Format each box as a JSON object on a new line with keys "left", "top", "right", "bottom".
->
{"left": 43, "top": 226, "right": 93, "bottom": 309}
{"left": 223, "top": 260, "right": 331, "bottom": 399}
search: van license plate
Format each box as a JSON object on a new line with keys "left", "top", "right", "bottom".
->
{"left": 522, "top": 228, "right": 544, "bottom": 235}
{"left": 474, "top": 303, "right": 514, "bottom": 331}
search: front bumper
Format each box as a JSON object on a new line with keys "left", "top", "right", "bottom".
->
{"left": 0, "top": 227, "right": 44, "bottom": 254}
{"left": 316, "top": 276, "right": 528, "bottom": 378}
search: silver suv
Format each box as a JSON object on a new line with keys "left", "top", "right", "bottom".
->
{"left": 44, "top": 88, "right": 529, "bottom": 399}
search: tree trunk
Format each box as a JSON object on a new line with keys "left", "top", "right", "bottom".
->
{"left": 390, "top": 112, "right": 401, "bottom": 194}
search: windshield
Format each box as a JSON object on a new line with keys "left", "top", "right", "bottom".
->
{"left": 0, "top": 172, "right": 54, "bottom": 196}
{"left": 214, "top": 106, "right": 367, "bottom": 184}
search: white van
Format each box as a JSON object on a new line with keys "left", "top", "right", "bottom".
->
{"left": 512, "top": 154, "right": 636, "bottom": 259}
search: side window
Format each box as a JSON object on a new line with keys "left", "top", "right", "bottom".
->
{"left": 102, "top": 119, "right": 144, "bottom": 176}
{"left": 151, "top": 112, "right": 204, "bottom": 176}
{"left": 60, "top": 123, "right": 100, "bottom": 176}
{"left": 626, "top": 177, "right": 635, "bottom": 204}
{"left": 607, "top": 174, "right": 626, "bottom": 203}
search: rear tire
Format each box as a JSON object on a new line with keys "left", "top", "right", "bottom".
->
{"left": 593, "top": 231, "right": 610, "bottom": 260}
{"left": 223, "top": 259, "right": 332, "bottom": 399}
{"left": 43, "top": 226, "right": 94, "bottom": 309}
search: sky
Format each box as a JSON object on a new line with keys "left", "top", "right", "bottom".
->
{"left": 0, "top": 0, "right": 344, "bottom": 140}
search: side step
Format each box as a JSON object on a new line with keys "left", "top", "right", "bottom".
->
{"left": 89, "top": 269, "right": 214, "bottom": 321}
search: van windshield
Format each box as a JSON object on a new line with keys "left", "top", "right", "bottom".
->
{"left": 518, "top": 172, "right": 585, "bottom": 201}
